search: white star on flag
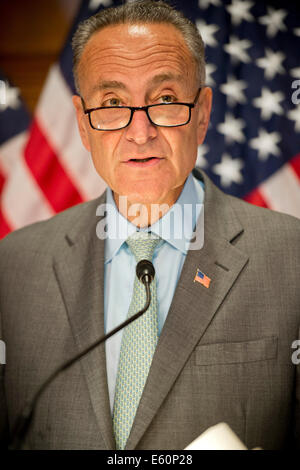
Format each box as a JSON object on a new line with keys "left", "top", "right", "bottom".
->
{"left": 224, "top": 36, "right": 252, "bottom": 63}
{"left": 256, "top": 49, "right": 285, "bottom": 80}
{"left": 89, "top": 0, "right": 112, "bottom": 10}
{"left": 252, "top": 87, "right": 284, "bottom": 120}
{"left": 217, "top": 113, "right": 246, "bottom": 143}
{"left": 250, "top": 129, "right": 281, "bottom": 161}
{"left": 198, "top": 0, "right": 221, "bottom": 9}
{"left": 294, "top": 28, "right": 300, "bottom": 37}
{"left": 205, "top": 64, "right": 217, "bottom": 87}
{"left": 196, "top": 20, "right": 219, "bottom": 47}
{"left": 196, "top": 144, "right": 209, "bottom": 168}
{"left": 287, "top": 107, "right": 300, "bottom": 132}
{"left": 212, "top": 153, "right": 244, "bottom": 187}
{"left": 259, "top": 7, "right": 288, "bottom": 38}
{"left": 220, "top": 76, "right": 247, "bottom": 106}
{"left": 290, "top": 67, "right": 300, "bottom": 79}
{"left": 0, "top": 82, "right": 21, "bottom": 111}
{"left": 226, "top": 0, "right": 254, "bottom": 26}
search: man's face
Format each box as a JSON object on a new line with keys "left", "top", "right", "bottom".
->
{"left": 73, "top": 22, "right": 212, "bottom": 207}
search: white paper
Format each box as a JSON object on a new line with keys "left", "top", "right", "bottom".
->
{"left": 184, "top": 422, "right": 248, "bottom": 450}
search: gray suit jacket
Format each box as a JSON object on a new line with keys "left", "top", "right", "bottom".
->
{"left": 0, "top": 168, "right": 299, "bottom": 450}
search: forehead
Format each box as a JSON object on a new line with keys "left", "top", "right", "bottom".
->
{"left": 77, "top": 22, "right": 197, "bottom": 98}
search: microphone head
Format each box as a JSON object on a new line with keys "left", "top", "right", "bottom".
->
{"left": 136, "top": 260, "right": 155, "bottom": 284}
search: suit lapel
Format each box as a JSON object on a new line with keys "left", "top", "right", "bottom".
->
{"left": 53, "top": 193, "right": 116, "bottom": 450}
{"left": 126, "top": 169, "right": 249, "bottom": 449}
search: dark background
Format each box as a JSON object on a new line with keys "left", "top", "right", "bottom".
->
{"left": 0, "top": 0, "right": 81, "bottom": 113}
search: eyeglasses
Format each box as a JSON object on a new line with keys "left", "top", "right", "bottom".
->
{"left": 82, "top": 88, "right": 201, "bottom": 131}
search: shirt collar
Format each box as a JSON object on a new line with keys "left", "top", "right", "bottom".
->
{"left": 104, "top": 172, "right": 204, "bottom": 263}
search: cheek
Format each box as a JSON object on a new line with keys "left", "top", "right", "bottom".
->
{"left": 88, "top": 133, "right": 116, "bottom": 178}
{"left": 164, "top": 127, "right": 198, "bottom": 170}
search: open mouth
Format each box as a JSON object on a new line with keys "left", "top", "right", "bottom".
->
{"left": 129, "top": 157, "right": 156, "bottom": 162}
{"left": 124, "top": 156, "right": 162, "bottom": 167}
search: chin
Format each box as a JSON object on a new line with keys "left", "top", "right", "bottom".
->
{"left": 121, "top": 182, "right": 170, "bottom": 205}
{"left": 126, "top": 191, "right": 167, "bottom": 206}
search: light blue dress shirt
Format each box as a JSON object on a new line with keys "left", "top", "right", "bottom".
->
{"left": 104, "top": 172, "right": 204, "bottom": 413}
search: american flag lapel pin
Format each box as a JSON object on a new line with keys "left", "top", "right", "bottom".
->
{"left": 194, "top": 268, "right": 211, "bottom": 288}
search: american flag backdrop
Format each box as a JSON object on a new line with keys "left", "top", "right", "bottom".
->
{"left": 0, "top": 0, "right": 299, "bottom": 239}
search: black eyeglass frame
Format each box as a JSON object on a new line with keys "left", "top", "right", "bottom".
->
{"left": 82, "top": 88, "right": 202, "bottom": 131}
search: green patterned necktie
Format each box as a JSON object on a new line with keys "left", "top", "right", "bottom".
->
{"left": 113, "top": 231, "right": 161, "bottom": 450}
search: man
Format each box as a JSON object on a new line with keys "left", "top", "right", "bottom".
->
{"left": 0, "top": 0, "right": 299, "bottom": 450}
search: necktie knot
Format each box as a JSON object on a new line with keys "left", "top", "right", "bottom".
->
{"left": 126, "top": 231, "right": 160, "bottom": 262}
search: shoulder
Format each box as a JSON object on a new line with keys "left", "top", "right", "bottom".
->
{"left": 223, "top": 195, "right": 300, "bottom": 281}
{"left": 194, "top": 167, "right": 300, "bottom": 248}
{"left": 228, "top": 193, "right": 300, "bottom": 242}
{"left": 0, "top": 195, "right": 105, "bottom": 259}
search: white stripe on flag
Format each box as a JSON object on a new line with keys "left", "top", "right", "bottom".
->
{"left": 0, "top": 132, "right": 27, "bottom": 175}
{"left": 36, "top": 64, "right": 106, "bottom": 200}
{"left": 0, "top": 132, "right": 53, "bottom": 229}
{"left": 260, "top": 163, "right": 300, "bottom": 219}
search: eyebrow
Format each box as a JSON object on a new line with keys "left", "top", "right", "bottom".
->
{"left": 88, "top": 73, "right": 185, "bottom": 100}
{"left": 90, "top": 80, "right": 127, "bottom": 96}
{"left": 145, "top": 73, "right": 185, "bottom": 101}
{"left": 147, "top": 73, "right": 184, "bottom": 88}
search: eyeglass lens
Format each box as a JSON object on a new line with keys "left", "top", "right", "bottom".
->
{"left": 90, "top": 104, "right": 190, "bottom": 130}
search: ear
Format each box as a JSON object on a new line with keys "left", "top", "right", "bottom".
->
{"left": 72, "top": 95, "right": 91, "bottom": 152}
{"left": 196, "top": 87, "right": 212, "bottom": 146}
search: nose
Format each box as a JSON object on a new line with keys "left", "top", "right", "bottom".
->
{"left": 124, "top": 108, "right": 157, "bottom": 145}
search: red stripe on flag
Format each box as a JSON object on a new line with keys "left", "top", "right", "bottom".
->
{"left": 0, "top": 210, "right": 11, "bottom": 239}
{"left": 24, "top": 119, "right": 83, "bottom": 213}
{"left": 289, "top": 153, "right": 300, "bottom": 179}
{"left": 0, "top": 171, "right": 12, "bottom": 238}
{"left": 0, "top": 168, "right": 5, "bottom": 194}
{"left": 243, "top": 188, "right": 269, "bottom": 208}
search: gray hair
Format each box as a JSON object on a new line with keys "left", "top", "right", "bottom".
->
{"left": 72, "top": 0, "right": 206, "bottom": 94}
